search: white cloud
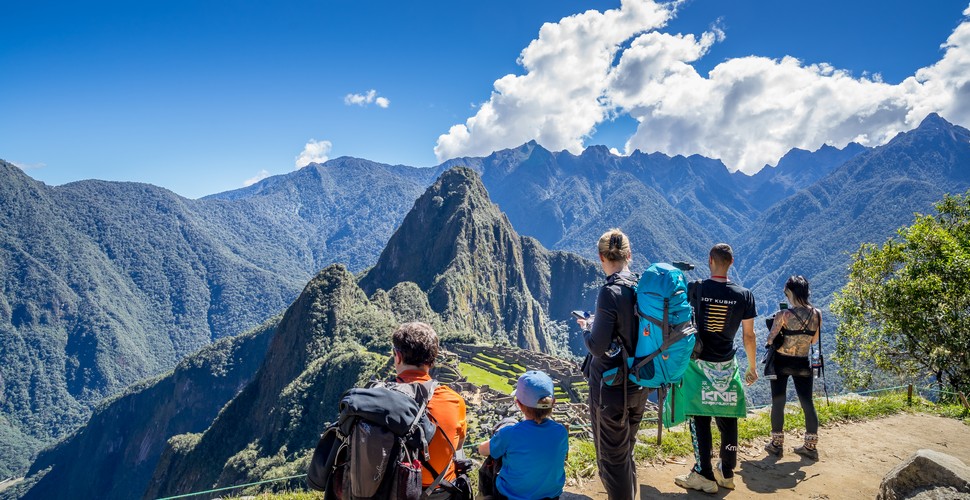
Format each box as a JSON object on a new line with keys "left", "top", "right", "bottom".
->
{"left": 295, "top": 139, "right": 332, "bottom": 169}
{"left": 435, "top": 0, "right": 970, "bottom": 174}
{"left": 435, "top": 0, "right": 675, "bottom": 161}
{"left": 243, "top": 169, "right": 270, "bottom": 187}
{"left": 345, "top": 89, "right": 391, "bottom": 108}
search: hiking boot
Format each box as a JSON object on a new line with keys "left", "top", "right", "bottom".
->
{"left": 764, "top": 440, "right": 784, "bottom": 457}
{"left": 794, "top": 433, "right": 819, "bottom": 460}
{"left": 674, "top": 470, "right": 718, "bottom": 494}
{"left": 764, "top": 431, "right": 784, "bottom": 457}
{"left": 793, "top": 444, "right": 818, "bottom": 460}
{"left": 713, "top": 461, "right": 735, "bottom": 490}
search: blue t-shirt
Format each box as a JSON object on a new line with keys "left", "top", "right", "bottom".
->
{"left": 489, "top": 419, "right": 569, "bottom": 500}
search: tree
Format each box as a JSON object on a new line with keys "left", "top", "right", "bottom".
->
{"left": 833, "top": 191, "right": 970, "bottom": 394}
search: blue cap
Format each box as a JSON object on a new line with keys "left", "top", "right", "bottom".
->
{"left": 514, "top": 370, "right": 555, "bottom": 409}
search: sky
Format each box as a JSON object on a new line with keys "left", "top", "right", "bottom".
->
{"left": 2, "top": 1, "right": 969, "bottom": 199}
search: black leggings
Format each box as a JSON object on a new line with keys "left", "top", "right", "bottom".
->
{"left": 770, "top": 374, "right": 818, "bottom": 434}
{"left": 689, "top": 415, "right": 738, "bottom": 480}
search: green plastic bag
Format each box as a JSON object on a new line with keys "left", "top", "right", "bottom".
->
{"left": 664, "top": 358, "right": 747, "bottom": 427}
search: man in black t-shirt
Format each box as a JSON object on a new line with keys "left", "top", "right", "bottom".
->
{"left": 674, "top": 243, "right": 758, "bottom": 494}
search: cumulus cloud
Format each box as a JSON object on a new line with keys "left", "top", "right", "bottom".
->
{"left": 435, "top": 0, "right": 970, "bottom": 174}
{"left": 243, "top": 169, "right": 270, "bottom": 187}
{"left": 435, "top": 0, "right": 675, "bottom": 161}
{"left": 345, "top": 89, "right": 391, "bottom": 108}
{"left": 295, "top": 139, "right": 332, "bottom": 169}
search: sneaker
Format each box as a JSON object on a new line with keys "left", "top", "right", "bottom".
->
{"left": 713, "top": 461, "right": 735, "bottom": 490}
{"left": 674, "top": 470, "right": 718, "bottom": 494}
{"left": 794, "top": 444, "right": 819, "bottom": 460}
{"left": 764, "top": 440, "right": 784, "bottom": 457}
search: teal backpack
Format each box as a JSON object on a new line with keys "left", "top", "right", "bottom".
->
{"left": 602, "top": 262, "right": 697, "bottom": 388}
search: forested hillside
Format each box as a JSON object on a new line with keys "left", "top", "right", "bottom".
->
{"left": 737, "top": 113, "right": 970, "bottom": 305}
{"left": 147, "top": 168, "right": 599, "bottom": 498}
{"left": 4, "top": 114, "right": 968, "bottom": 492}
{"left": 0, "top": 160, "right": 432, "bottom": 476}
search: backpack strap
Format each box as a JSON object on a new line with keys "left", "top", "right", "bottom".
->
{"left": 402, "top": 381, "right": 465, "bottom": 500}
{"left": 390, "top": 378, "right": 439, "bottom": 462}
{"left": 690, "top": 279, "right": 705, "bottom": 331}
{"left": 628, "top": 322, "right": 696, "bottom": 374}
{"left": 814, "top": 307, "right": 823, "bottom": 371}
{"left": 656, "top": 385, "right": 667, "bottom": 445}
{"left": 608, "top": 271, "right": 639, "bottom": 363}
{"left": 420, "top": 415, "right": 459, "bottom": 499}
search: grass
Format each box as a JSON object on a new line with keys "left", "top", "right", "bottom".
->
{"left": 458, "top": 362, "right": 515, "bottom": 393}
{"left": 474, "top": 353, "right": 526, "bottom": 372}
{"left": 221, "top": 493, "right": 316, "bottom": 500}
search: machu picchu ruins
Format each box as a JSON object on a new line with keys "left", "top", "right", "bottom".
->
{"left": 431, "top": 344, "right": 660, "bottom": 446}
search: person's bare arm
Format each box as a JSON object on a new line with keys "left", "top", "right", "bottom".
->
{"left": 813, "top": 310, "right": 821, "bottom": 345}
{"left": 742, "top": 318, "right": 758, "bottom": 384}
{"left": 766, "top": 309, "right": 787, "bottom": 345}
{"left": 477, "top": 440, "right": 490, "bottom": 457}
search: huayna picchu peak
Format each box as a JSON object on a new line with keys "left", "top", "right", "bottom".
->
{"left": 360, "top": 166, "right": 599, "bottom": 353}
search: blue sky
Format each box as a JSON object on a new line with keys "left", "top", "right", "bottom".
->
{"left": 2, "top": 1, "right": 969, "bottom": 198}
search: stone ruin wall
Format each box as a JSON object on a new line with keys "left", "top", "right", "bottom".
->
{"left": 435, "top": 344, "right": 593, "bottom": 440}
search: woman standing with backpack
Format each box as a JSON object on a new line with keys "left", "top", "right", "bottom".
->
{"left": 764, "top": 275, "right": 821, "bottom": 460}
{"left": 576, "top": 229, "right": 649, "bottom": 500}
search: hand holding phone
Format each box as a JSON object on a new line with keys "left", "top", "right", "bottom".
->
{"left": 572, "top": 310, "right": 592, "bottom": 331}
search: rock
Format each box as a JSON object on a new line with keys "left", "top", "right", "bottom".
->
{"left": 877, "top": 449, "right": 970, "bottom": 500}
{"left": 906, "top": 486, "right": 970, "bottom": 499}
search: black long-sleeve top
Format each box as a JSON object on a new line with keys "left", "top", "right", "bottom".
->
{"left": 583, "top": 271, "right": 641, "bottom": 402}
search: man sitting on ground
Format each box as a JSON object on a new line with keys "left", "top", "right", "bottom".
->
{"left": 392, "top": 322, "right": 468, "bottom": 495}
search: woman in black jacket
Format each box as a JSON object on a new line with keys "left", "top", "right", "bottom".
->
{"left": 577, "top": 228, "right": 649, "bottom": 500}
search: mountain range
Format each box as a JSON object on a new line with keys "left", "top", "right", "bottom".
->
{"left": 10, "top": 167, "right": 598, "bottom": 499}
{"left": 2, "top": 113, "right": 969, "bottom": 497}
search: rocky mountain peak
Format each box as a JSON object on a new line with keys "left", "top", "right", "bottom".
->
{"left": 359, "top": 166, "right": 591, "bottom": 352}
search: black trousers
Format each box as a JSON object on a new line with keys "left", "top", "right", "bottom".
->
{"left": 589, "top": 385, "right": 649, "bottom": 500}
{"left": 689, "top": 415, "right": 738, "bottom": 480}
{"left": 770, "top": 374, "right": 818, "bottom": 434}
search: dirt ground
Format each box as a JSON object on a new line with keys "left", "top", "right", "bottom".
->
{"left": 562, "top": 414, "right": 970, "bottom": 499}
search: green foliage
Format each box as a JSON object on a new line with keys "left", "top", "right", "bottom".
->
{"left": 0, "top": 414, "right": 42, "bottom": 477}
{"left": 0, "top": 159, "right": 435, "bottom": 476}
{"left": 458, "top": 362, "right": 515, "bottom": 394}
{"left": 143, "top": 266, "right": 440, "bottom": 498}
{"left": 565, "top": 438, "right": 598, "bottom": 479}
{"left": 833, "top": 191, "right": 970, "bottom": 393}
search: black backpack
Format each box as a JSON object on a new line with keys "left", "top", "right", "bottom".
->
{"left": 307, "top": 379, "right": 470, "bottom": 500}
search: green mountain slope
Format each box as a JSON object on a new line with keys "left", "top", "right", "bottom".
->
{"left": 142, "top": 168, "right": 599, "bottom": 499}
{"left": 738, "top": 113, "right": 970, "bottom": 304}
{"left": 143, "top": 265, "right": 424, "bottom": 497}
{"left": 0, "top": 159, "right": 434, "bottom": 475}
{"left": 19, "top": 317, "right": 276, "bottom": 500}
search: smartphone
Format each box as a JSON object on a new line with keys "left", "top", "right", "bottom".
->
{"left": 571, "top": 310, "right": 589, "bottom": 319}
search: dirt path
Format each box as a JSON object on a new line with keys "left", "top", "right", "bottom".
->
{"left": 562, "top": 414, "right": 970, "bottom": 499}
{"left": 0, "top": 478, "right": 23, "bottom": 494}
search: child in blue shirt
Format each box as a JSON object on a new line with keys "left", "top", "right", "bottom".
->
{"left": 478, "top": 370, "right": 570, "bottom": 500}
